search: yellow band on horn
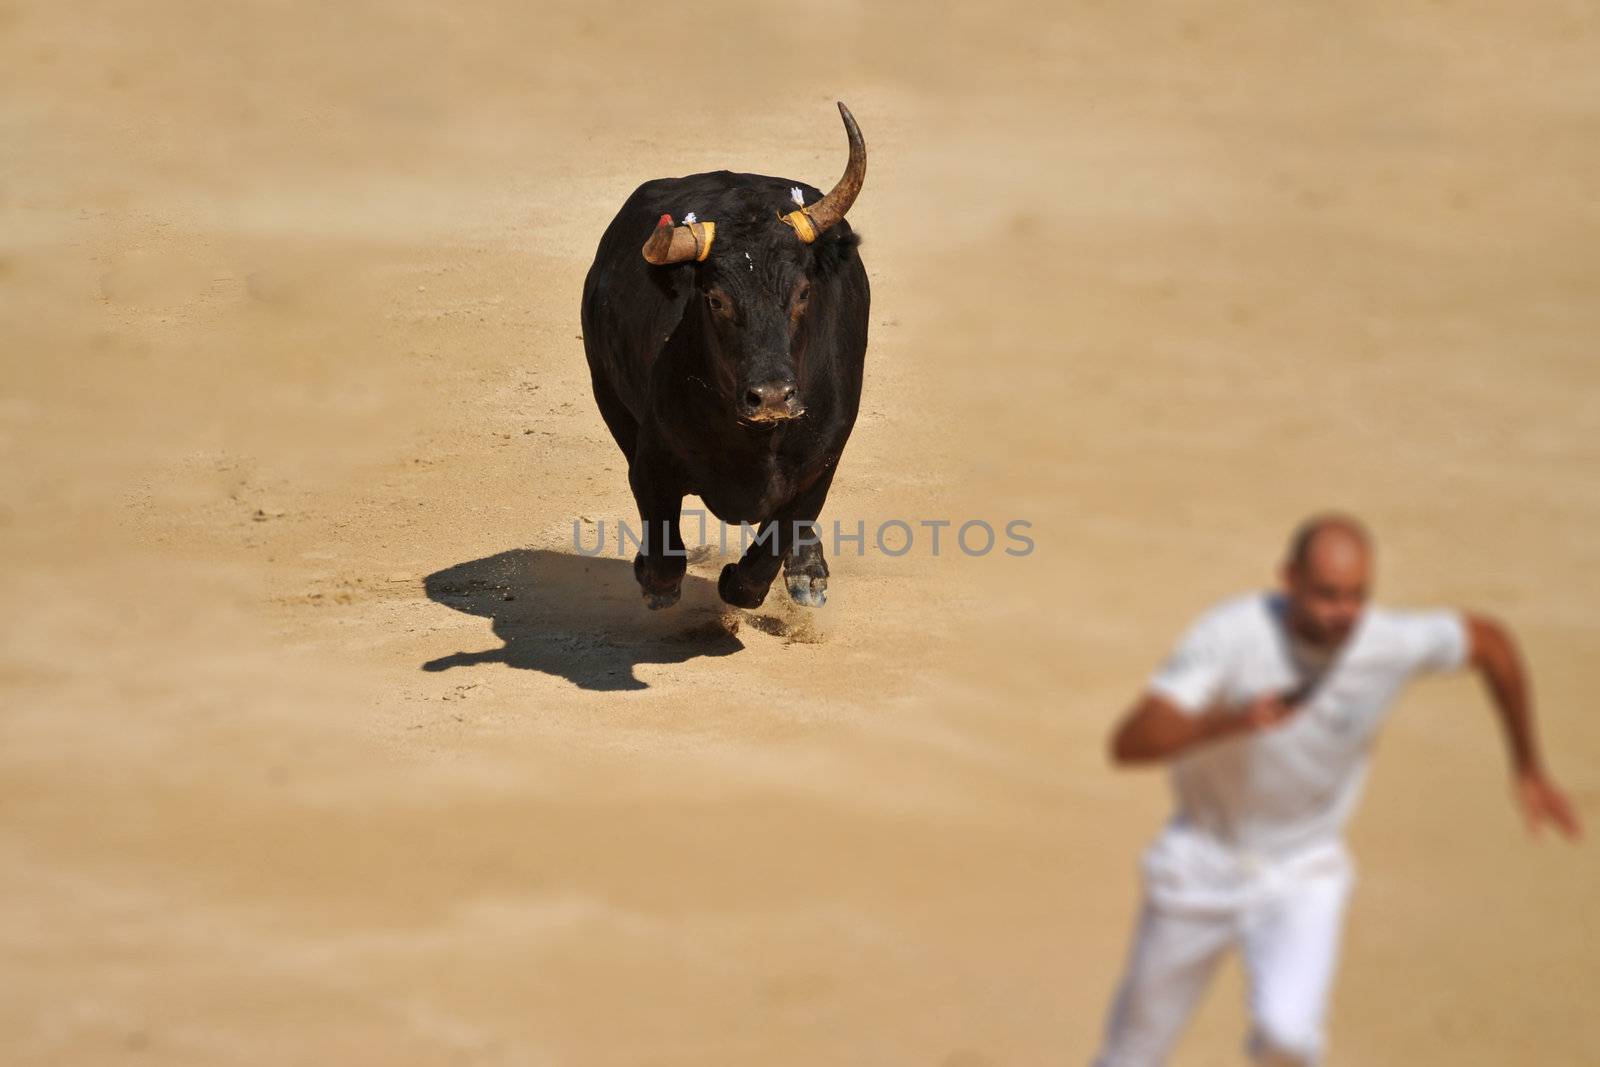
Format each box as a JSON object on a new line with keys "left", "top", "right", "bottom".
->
{"left": 782, "top": 209, "right": 818, "bottom": 243}
{"left": 695, "top": 220, "right": 716, "bottom": 261}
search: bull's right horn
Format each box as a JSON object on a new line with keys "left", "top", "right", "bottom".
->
{"left": 642, "top": 214, "right": 716, "bottom": 265}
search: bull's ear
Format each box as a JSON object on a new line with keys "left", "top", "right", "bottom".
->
{"left": 810, "top": 228, "right": 861, "bottom": 278}
{"left": 644, "top": 261, "right": 700, "bottom": 356}
{"left": 643, "top": 214, "right": 716, "bottom": 265}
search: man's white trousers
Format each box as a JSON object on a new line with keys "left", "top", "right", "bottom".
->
{"left": 1092, "top": 830, "right": 1354, "bottom": 1067}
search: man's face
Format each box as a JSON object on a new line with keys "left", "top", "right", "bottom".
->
{"left": 1282, "top": 535, "right": 1371, "bottom": 649}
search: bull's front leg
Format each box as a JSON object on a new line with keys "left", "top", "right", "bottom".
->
{"left": 628, "top": 441, "right": 687, "bottom": 610}
{"left": 718, "top": 469, "right": 836, "bottom": 610}
{"left": 782, "top": 520, "right": 829, "bottom": 607}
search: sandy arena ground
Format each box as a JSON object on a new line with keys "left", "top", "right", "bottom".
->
{"left": 4, "top": 2, "right": 1598, "bottom": 1063}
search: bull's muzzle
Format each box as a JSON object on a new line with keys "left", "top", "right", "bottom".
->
{"left": 739, "top": 379, "right": 805, "bottom": 424}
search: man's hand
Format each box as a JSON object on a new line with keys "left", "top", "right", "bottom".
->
{"left": 1110, "top": 689, "right": 1306, "bottom": 764}
{"left": 1464, "top": 614, "right": 1582, "bottom": 843}
{"left": 1514, "top": 771, "right": 1583, "bottom": 841}
{"left": 1238, "top": 690, "right": 1302, "bottom": 732}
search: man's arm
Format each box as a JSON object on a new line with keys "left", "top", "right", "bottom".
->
{"left": 1464, "top": 612, "right": 1582, "bottom": 840}
{"left": 1109, "top": 689, "right": 1299, "bottom": 765}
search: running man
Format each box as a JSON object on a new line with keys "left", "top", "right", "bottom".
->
{"left": 1091, "top": 513, "right": 1581, "bottom": 1066}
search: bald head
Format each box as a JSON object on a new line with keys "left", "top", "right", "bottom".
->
{"left": 1282, "top": 512, "right": 1374, "bottom": 648}
{"left": 1287, "top": 512, "right": 1373, "bottom": 573}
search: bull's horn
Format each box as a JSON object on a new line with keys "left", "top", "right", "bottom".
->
{"left": 782, "top": 101, "right": 866, "bottom": 243}
{"left": 642, "top": 214, "right": 716, "bottom": 265}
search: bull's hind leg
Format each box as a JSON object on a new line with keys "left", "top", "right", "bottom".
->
{"left": 783, "top": 522, "right": 829, "bottom": 607}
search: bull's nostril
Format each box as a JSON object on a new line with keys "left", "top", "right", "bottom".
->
{"left": 780, "top": 386, "right": 797, "bottom": 402}
{"left": 744, "top": 390, "right": 763, "bottom": 410}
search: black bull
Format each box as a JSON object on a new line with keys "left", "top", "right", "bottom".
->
{"left": 579, "top": 103, "right": 871, "bottom": 610}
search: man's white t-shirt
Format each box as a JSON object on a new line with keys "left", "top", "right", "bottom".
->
{"left": 1143, "top": 591, "right": 1469, "bottom": 889}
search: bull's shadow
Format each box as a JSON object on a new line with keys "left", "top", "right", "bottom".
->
{"left": 421, "top": 548, "right": 742, "bottom": 691}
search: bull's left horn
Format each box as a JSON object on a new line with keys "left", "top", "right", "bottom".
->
{"left": 642, "top": 214, "right": 716, "bottom": 265}
{"left": 782, "top": 101, "right": 866, "bottom": 243}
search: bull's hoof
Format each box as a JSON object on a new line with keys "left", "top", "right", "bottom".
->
{"left": 785, "top": 573, "right": 828, "bottom": 607}
{"left": 718, "top": 563, "right": 769, "bottom": 609}
{"left": 634, "top": 553, "right": 683, "bottom": 610}
{"left": 644, "top": 587, "right": 681, "bottom": 610}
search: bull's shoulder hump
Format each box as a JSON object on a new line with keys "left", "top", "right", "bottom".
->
{"left": 628, "top": 171, "right": 822, "bottom": 201}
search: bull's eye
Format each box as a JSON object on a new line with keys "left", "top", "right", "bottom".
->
{"left": 794, "top": 283, "right": 810, "bottom": 308}
{"left": 706, "top": 292, "right": 727, "bottom": 313}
